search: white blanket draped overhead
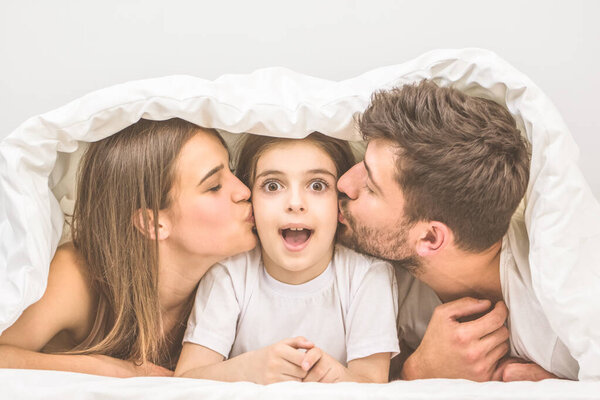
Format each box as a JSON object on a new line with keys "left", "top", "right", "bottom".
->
{"left": 1, "top": 48, "right": 599, "bottom": 380}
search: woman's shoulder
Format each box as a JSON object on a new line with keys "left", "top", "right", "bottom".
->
{"left": 52, "top": 243, "right": 91, "bottom": 286}
{"left": 49, "top": 243, "right": 97, "bottom": 337}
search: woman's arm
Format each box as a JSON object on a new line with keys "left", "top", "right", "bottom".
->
{"left": 175, "top": 337, "right": 314, "bottom": 384}
{"left": 0, "top": 345, "right": 170, "bottom": 377}
{"left": 0, "top": 244, "right": 171, "bottom": 377}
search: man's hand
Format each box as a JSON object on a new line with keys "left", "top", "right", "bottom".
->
{"left": 401, "top": 297, "right": 509, "bottom": 381}
{"left": 301, "top": 347, "right": 347, "bottom": 383}
{"left": 246, "top": 336, "right": 315, "bottom": 384}
{"left": 493, "top": 357, "right": 559, "bottom": 381}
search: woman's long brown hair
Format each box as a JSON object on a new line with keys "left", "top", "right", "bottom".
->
{"left": 69, "top": 118, "right": 220, "bottom": 368}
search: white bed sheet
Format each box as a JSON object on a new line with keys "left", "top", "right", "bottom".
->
{"left": 1, "top": 369, "right": 599, "bottom": 400}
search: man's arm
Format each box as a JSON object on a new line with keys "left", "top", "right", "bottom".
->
{"left": 400, "top": 297, "right": 510, "bottom": 381}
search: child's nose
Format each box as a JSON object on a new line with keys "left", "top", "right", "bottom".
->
{"left": 287, "top": 188, "right": 306, "bottom": 213}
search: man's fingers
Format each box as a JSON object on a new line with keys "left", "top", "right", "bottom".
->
{"left": 301, "top": 347, "right": 323, "bottom": 371}
{"left": 283, "top": 336, "right": 314, "bottom": 350}
{"left": 462, "top": 301, "right": 508, "bottom": 339}
{"left": 485, "top": 340, "right": 510, "bottom": 367}
{"left": 438, "top": 297, "right": 492, "bottom": 321}
{"left": 503, "top": 363, "right": 557, "bottom": 382}
{"left": 481, "top": 324, "right": 510, "bottom": 351}
{"left": 279, "top": 343, "right": 312, "bottom": 367}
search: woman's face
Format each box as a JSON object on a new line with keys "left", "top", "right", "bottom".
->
{"left": 164, "top": 131, "right": 257, "bottom": 262}
{"left": 251, "top": 140, "right": 339, "bottom": 284}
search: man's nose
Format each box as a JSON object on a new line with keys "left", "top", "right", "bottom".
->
{"left": 337, "top": 163, "right": 360, "bottom": 200}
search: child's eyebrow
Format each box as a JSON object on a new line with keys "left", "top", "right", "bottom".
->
{"left": 255, "top": 169, "right": 337, "bottom": 181}
{"left": 255, "top": 170, "right": 284, "bottom": 180}
{"left": 306, "top": 169, "right": 337, "bottom": 179}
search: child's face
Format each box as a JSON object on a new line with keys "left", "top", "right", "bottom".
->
{"left": 252, "top": 140, "right": 339, "bottom": 284}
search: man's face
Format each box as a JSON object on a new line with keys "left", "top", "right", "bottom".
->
{"left": 337, "top": 139, "right": 421, "bottom": 271}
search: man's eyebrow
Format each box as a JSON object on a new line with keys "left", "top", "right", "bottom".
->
{"left": 199, "top": 164, "right": 224, "bottom": 185}
{"left": 363, "top": 158, "right": 382, "bottom": 192}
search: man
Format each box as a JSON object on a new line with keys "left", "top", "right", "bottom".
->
{"left": 337, "top": 80, "right": 577, "bottom": 381}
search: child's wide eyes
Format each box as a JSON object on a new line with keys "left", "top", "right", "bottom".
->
{"left": 263, "top": 180, "right": 282, "bottom": 192}
{"left": 310, "top": 180, "right": 329, "bottom": 192}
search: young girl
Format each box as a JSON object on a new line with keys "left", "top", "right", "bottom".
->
{"left": 175, "top": 132, "right": 399, "bottom": 383}
{"left": 0, "top": 119, "right": 256, "bottom": 376}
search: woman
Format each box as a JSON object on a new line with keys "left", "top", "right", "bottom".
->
{"left": 0, "top": 118, "right": 256, "bottom": 377}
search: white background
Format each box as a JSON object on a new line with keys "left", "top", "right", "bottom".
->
{"left": 1, "top": 0, "right": 598, "bottom": 198}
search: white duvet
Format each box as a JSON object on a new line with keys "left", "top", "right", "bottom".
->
{"left": 1, "top": 48, "right": 600, "bottom": 397}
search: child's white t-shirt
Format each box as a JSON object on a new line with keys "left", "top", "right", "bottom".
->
{"left": 183, "top": 244, "right": 400, "bottom": 365}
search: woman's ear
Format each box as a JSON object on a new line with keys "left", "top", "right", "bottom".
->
{"left": 132, "top": 209, "right": 171, "bottom": 240}
{"left": 415, "top": 221, "right": 450, "bottom": 257}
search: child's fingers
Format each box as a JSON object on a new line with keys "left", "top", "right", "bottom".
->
{"left": 301, "top": 347, "right": 322, "bottom": 371}
{"left": 303, "top": 362, "right": 329, "bottom": 382}
{"left": 284, "top": 336, "right": 314, "bottom": 350}
{"left": 280, "top": 359, "right": 309, "bottom": 379}
{"left": 279, "top": 373, "right": 302, "bottom": 382}
{"left": 278, "top": 343, "right": 312, "bottom": 367}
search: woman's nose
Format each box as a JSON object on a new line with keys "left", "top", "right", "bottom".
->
{"left": 231, "top": 174, "right": 251, "bottom": 202}
{"left": 337, "top": 162, "right": 361, "bottom": 200}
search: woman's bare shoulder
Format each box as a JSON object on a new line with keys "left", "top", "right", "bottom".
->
{"left": 0, "top": 243, "right": 97, "bottom": 350}
{"left": 52, "top": 243, "right": 92, "bottom": 285}
{"left": 49, "top": 243, "right": 97, "bottom": 336}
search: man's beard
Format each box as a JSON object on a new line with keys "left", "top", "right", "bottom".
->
{"left": 337, "top": 199, "right": 423, "bottom": 275}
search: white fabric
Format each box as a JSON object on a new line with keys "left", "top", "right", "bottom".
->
{"left": 2, "top": 369, "right": 600, "bottom": 400}
{"left": 1, "top": 48, "right": 599, "bottom": 381}
{"left": 184, "top": 245, "right": 399, "bottom": 364}
{"left": 502, "top": 217, "right": 580, "bottom": 380}
{"left": 396, "top": 231, "right": 581, "bottom": 379}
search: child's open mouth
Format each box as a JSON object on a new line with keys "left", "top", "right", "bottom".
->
{"left": 280, "top": 227, "right": 313, "bottom": 252}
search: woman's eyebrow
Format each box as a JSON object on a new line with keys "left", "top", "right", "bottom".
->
{"left": 199, "top": 164, "right": 224, "bottom": 185}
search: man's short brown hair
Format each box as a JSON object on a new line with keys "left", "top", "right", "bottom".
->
{"left": 359, "top": 80, "right": 530, "bottom": 252}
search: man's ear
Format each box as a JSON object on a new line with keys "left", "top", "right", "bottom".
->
{"left": 132, "top": 209, "right": 171, "bottom": 241}
{"left": 415, "top": 221, "right": 450, "bottom": 257}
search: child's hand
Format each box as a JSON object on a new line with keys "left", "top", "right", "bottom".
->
{"left": 248, "top": 336, "right": 314, "bottom": 384}
{"left": 300, "top": 347, "right": 347, "bottom": 383}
